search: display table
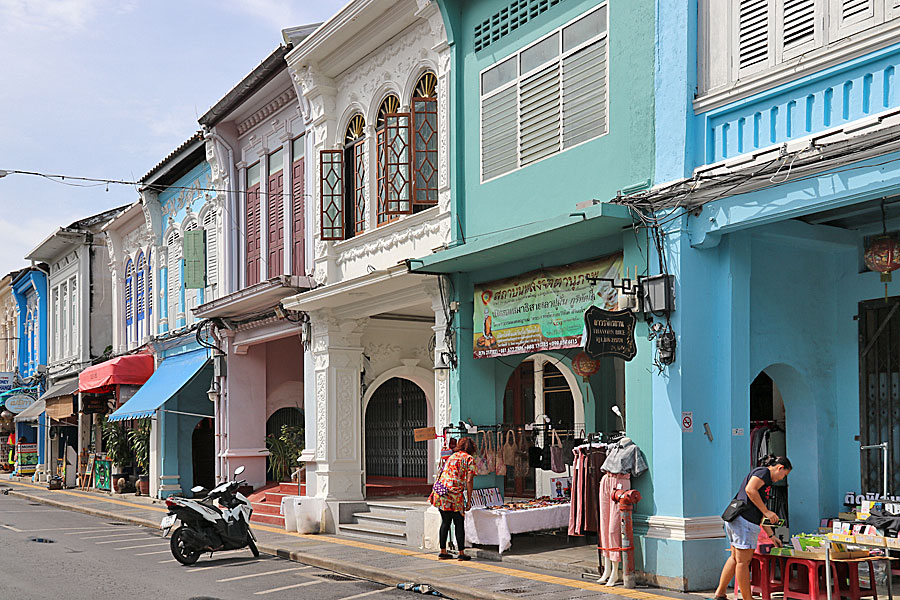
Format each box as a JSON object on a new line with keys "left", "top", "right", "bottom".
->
{"left": 823, "top": 535, "right": 898, "bottom": 600}
{"left": 465, "top": 503, "right": 570, "bottom": 553}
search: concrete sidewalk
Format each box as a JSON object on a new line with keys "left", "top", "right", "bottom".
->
{"left": 0, "top": 477, "right": 699, "bottom": 600}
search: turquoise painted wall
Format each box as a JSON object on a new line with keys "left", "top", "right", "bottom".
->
{"left": 159, "top": 359, "right": 213, "bottom": 497}
{"left": 439, "top": 0, "right": 655, "bottom": 243}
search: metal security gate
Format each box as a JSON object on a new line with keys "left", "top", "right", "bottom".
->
{"left": 365, "top": 378, "right": 427, "bottom": 479}
{"left": 859, "top": 298, "right": 900, "bottom": 495}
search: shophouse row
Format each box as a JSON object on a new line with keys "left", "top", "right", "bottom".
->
{"left": 4, "top": 0, "right": 900, "bottom": 590}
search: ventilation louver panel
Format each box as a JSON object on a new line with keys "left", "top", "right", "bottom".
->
{"left": 562, "top": 41, "right": 607, "bottom": 149}
{"left": 783, "top": 0, "right": 815, "bottom": 48}
{"left": 519, "top": 62, "right": 561, "bottom": 165}
{"left": 738, "top": 0, "right": 770, "bottom": 70}
{"left": 481, "top": 86, "right": 518, "bottom": 180}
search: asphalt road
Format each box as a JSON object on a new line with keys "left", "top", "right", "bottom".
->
{"left": 0, "top": 493, "right": 417, "bottom": 600}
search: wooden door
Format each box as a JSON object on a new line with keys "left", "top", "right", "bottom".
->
{"left": 503, "top": 361, "right": 535, "bottom": 498}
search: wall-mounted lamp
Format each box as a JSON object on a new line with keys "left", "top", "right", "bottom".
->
{"left": 433, "top": 353, "right": 452, "bottom": 382}
{"left": 206, "top": 380, "right": 220, "bottom": 403}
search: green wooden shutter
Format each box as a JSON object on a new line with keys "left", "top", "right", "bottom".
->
{"left": 183, "top": 229, "right": 206, "bottom": 289}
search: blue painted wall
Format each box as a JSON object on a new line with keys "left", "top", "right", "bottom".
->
{"left": 12, "top": 268, "right": 48, "bottom": 379}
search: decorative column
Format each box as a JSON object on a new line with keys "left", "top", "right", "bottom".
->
{"left": 308, "top": 310, "right": 367, "bottom": 501}
{"left": 427, "top": 280, "right": 451, "bottom": 478}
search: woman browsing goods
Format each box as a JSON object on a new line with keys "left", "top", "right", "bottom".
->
{"left": 430, "top": 436, "right": 477, "bottom": 561}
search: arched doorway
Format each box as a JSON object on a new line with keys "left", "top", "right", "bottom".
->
{"left": 265, "top": 407, "right": 304, "bottom": 482}
{"left": 191, "top": 418, "right": 215, "bottom": 491}
{"left": 750, "top": 371, "right": 788, "bottom": 526}
{"left": 365, "top": 378, "right": 427, "bottom": 483}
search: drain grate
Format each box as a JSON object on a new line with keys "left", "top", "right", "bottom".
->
{"left": 106, "top": 522, "right": 129, "bottom": 526}
{"left": 314, "top": 573, "right": 357, "bottom": 582}
{"left": 498, "top": 589, "right": 530, "bottom": 595}
{"left": 28, "top": 502, "right": 42, "bottom": 506}
{"left": 29, "top": 537, "right": 55, "bottom": 543}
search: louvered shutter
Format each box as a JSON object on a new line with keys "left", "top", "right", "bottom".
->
{"left": 481, "top": 86, "right": 518, "bottom": 180}
{"left": 167, "top": 231, "right": 181, "bottom": 323}
{"left": 779, "top": 0, "right": 817, "bottom": 58}
{"left": 519, "top": 62, "right": 561, "bottom": 165}
{"left": 203, "top": 210, "right": 217, "bottom": 293}
{"left": 385, "top": 113, "right": 412, "bottom": 215}
{"left": 320, "top": 149, "right": 345, "bottom": 241}
{"left": 830, "top": 0, "right": 881, "bottom": 38}
{"left": 246, "top": 183, "right": 261, "bottom": 285}
{"left": 737, "top": 0, "right": 772, "bottom": 74}
{"left": 183, "top": 228, "right": 206, "bottom": 289}
{"left": 267, "top": 169, "right": 285, "bottom": 278}
{"left": 291, "top": 158, "right": 305, "bottom": 276}
{"left": 147, "top": 250, "right": 152, "bottom": 317}
{"left": 562, "top": 40, "right": 608, "bottom": 149}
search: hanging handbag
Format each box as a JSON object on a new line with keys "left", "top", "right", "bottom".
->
{"left": 550, "top": 429, "right": 566, "bottom": 473}
{"left": 502, "top": 430, "right": 517, "bottom": 466}
{"left": 432, "top": 454, "right": 450, "bottom": 496}
{"left": 721, "top": 497, "right": 748, "bottom": 522}
{"left": 495, "top": 432, "right": 507, "bottom": 476}
{"left": 474, "top": 433, "right": 490, "bottom": 476}
{"left": 483, "top": 431, "right": 496, "bottom": 474}
{"left": 514, "top": 431, "right": 530, "bottom": 478}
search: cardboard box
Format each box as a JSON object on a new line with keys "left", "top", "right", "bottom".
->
{"left": 855, "top": 534, "right": 886, "bottom": 547}
{"left": 886, "top": 537, "right": 900, "bottom": 550}
{"left": 792, "top": 549, "right": 869, "bottom": 559}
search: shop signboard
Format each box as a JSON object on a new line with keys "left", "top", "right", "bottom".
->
{"left": 583, "top": 306, "right": 637, "bottom": 361}
{"left": 473, "top": 255, "right": 622, "bottom": 359}
{"left": 0, "top": 372, "right": 14, "bottom": 396}
{"left": 81, "top": 394, "right": 108, "bottom": 414}
{"left": 4, "top": 393, "right": 35, "bottom": 414}
{"left": 15, "top": 443, "right": 38, "bottom": 475}
{"left": 94, "top": 458, "right": 112, "bottom": 491}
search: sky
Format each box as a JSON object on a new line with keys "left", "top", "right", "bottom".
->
{"left": 0, "top": 0, "right": 347, "bottom": 277}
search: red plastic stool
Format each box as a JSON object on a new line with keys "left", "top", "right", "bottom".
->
{"left": 752, "top": 554, "right": 786, "bottom": 600}
{"left": 784, "top": 557, "right": 840, "bottom": 600}
{"left": 835, "top": 560, "right": 878, "bottom": 600}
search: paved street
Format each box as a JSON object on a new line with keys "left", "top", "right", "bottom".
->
{"left": 0, "top": 493, "right": 412, "bottom": 600}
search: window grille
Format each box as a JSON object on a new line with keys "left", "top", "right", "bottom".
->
{"left": 474, "top": 0, "right": 566, "bottom": 52}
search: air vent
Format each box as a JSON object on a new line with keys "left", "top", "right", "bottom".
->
{"left": 474, "top": 0, "right": 566, "bottom": 52}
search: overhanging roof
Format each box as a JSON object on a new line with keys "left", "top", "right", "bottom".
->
{"left": 39, "top": 378, "right": 79, "bottom": 402}
{"left": 194, "top": 275, "right": 313, "bottom": 319}
{"left": 14, "top": 399, "right": 44, "bottom": 422}
{"left": 409, "top": 202, "right": 634, "bottom": 274}
{"left": 79, "top": 354, "right": 155, "bottom": 394}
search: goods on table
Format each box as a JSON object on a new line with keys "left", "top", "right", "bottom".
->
{"left": 484, "top": 496, "right": 569, "bottom": 511}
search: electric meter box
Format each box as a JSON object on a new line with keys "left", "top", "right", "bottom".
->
{"left": 639, "top": 274, "right": 675, "bottom": 315}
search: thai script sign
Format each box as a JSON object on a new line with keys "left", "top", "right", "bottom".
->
{"left": 473, "top": 255, "right": 622, "bottom": 359}
{"left": 4, "top": 393, "right": 35, "bottom": 414}
{"left": 583, "top": 306, "right": 638, "bottom": 361}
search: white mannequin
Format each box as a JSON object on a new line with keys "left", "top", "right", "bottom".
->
{"left": 598, "top": 435, "right": 632, "bottom": 586}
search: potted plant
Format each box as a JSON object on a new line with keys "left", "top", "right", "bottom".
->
{"left": 101, "top": 416, "right": 132, "bottom": 493}
{"left": 128, "top": 421, "right": 151, "bottom": 495}
{"left": 265, "top": 424, "right": 304, "bottom": 483}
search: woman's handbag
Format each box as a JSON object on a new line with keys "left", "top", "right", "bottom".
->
{"left": 721, "top": 497, "right": 748, "bottom": 522}
{"left": 474, "top": 434, "right": 491, "bottom": 476}
{"left": 502, "top": 430, "right": 517, "bottom": 466}
{"left": 514, "top": 431, "right": 530, "bottom": 478}
{"left": 433, "top": 454, "right": 450, "bottom": 496}
{"left": 484, "top": 431, "right": 496, "bottom": 474}
{"left": 549, "top": 429, "right": 566, "bottom": 473}
{"left": 495, "top": 432, "right": 508, "bottom": 476}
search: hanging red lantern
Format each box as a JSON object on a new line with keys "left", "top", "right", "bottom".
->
{"left": 865, "top": 235, "right": 900, "bottom": 299}
{"left": 572, "top": 352, "right": 602, "bottom": 382}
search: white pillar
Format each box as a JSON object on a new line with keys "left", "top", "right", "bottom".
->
{"left": 428, "top": 281, "right": 451, "bottom": 479}
{"left": 309, "top": 311, "right": 366, "bottom": 501}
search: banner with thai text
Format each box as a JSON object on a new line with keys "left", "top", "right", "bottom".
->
{"left": 473, "top": 255, "right": 622, "bottom": 358}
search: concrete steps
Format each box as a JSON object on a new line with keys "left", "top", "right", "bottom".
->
{"left": 337, "top": 502, "right": 421, "bottom": 546}
{"left": 248, "top": 481, "right": 305, "bottom": 528}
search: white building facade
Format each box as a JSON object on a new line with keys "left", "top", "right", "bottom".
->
{"left": 282, "top": 0, "right": 453, "bottom": 504}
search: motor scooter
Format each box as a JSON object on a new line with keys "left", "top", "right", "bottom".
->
{"left": 160, "top": 465, "right": 259, "bottom": 565}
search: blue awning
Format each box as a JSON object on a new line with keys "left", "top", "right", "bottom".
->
{"left": 108, "top": 349, "right": 210, "bottom": 422}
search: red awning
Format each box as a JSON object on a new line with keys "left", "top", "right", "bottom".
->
{"left": 78, "top": 354, "right": 155, "bottom": 394}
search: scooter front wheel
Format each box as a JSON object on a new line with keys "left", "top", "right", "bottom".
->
{"left": 249, "top": 538, "right": 260, "bottom": 558}
{"left": 170, "top": 526, "right": 202, "bottom": 565}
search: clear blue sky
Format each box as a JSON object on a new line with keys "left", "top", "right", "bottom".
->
{"left": 0, "top": 0, "right": 346, "bottom": 276}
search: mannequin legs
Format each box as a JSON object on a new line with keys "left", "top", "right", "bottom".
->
{"left": 604, "top": 560, "right": 621, "bottom": 586}
{"left": 598, "top": 557, "right": 612, "bottom": 583}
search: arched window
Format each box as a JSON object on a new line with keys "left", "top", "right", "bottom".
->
{"left": 202, "top": 208, "right": 218, "bottom": 294}
{"left": 375, "top": 95, "right": 409, "bottom": 225}
{"left": 166, "top": 229, "right": 181, "bottom": 329}
{"left": 136, "top": 252, "right": 146, "bottom": 341}
{"left": 318, "top": 113, "right": 366, "bottom": 241}
{"left": 411, "top": 72, "right": 438, "bottom": 209}
{"left": 124, "top": 258, "right": 134, "bottom": 344}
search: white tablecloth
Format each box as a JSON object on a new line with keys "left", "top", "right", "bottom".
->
{"left": 464, "top": 503, "right": 570, "bottom": 553}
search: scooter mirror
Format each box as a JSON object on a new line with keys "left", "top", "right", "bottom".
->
{"left": 191, "top": 485, "right": 205, "bottom": 493}
{"left": 234, "top": 465, "right": 245, "bottom": 476}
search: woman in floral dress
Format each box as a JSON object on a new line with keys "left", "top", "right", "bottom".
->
{"left": 430, "top": 436, "right": 477, "bottom": 560}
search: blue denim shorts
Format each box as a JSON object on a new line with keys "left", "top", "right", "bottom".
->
{"left": 724, "top": 516, "right": 760, "bottom": 550}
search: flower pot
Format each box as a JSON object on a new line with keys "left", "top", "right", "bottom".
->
{"left": 136, "top": 475, "right": 149, "bottom": 496}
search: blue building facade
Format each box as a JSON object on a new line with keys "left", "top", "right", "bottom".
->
{"left": 11, "top": 266, "right": 48, "bottom": 464}
{"left": 622, "top": 0, "right": 900, "bottom": 587}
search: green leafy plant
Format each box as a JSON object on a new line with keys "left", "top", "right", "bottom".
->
{"left": 101, "top": 416, "right": 132, "bottom": 469}
{"left": 128, "top": 421, "right": 151, "bottom": 475}
{"left": 266, "top": 424, "right": 304, "bottom": 483}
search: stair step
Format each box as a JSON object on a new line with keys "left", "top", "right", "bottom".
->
{"left": 338, "top": 523, "right": 407, "bottom": 545}
{"left": 364, "top": 502, "right": 417, "bottom": 514}
{"left": 279, "top": 483, "right": 300, "bottom": 495}
{"left": 265, "top": 491, "right": 291, "bottom": 504}
{"left": 250, "top": 513, "right": 285, "bottom": 526}
{"left": 353, "top": 512, "right": 407, "bottom": 526}
{"left": 251, "top": 501, "right": 282, "bottom": 515}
